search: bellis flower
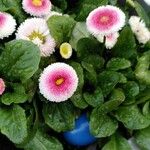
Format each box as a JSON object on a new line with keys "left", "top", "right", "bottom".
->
{"left": 16, "top": 18, "right": 56, "bottom": 57}
{"left": 86, "top": 5, "right": 126, "bottom": 36}
{"left": 22, "top": 0, "right": 52, "bottom": 17}
{"left": 0, "top": 12, "right": 16, "bottom": 39}
{"left": 39, "top": 63, "right": 78, "bottom": 102}
{"left": 129, "top": 16, "right": 150, "bottom": 44}
{"left": 0, "top": 78, "right": 5, "bottom": 95}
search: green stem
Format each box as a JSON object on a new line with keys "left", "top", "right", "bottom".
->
{"left": 126, "top": 0, "right": 135, "bottom": 8}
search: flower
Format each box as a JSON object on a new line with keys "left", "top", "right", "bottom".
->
{"left": 39, "top": 63, "right": 78, "bottom": 102}
{"left": 0, "top": 78, "right": 5, "bottom": 95}
{"left": 105, "top": 32, "right": 119, "bottom": 49}
{"left": 44, "top": 11, "right": 62, "bottom": 21}
{"left": 16, "top": 18, "right": 56, "bottom": 57}
{"left": 22, "top": 0, "right": 52, "bottom": 17}
{"left": 129, "top": 16, "right": 150, "bottom": 44}
{"left": 86, "top": 5, "right": 126, "bottom": 36}
{"left": 0, "top": 12, "right": 16, "bottom": 39}
{"left": 60, "top": 43, "right": 72, "bottom": 59}
{"left": 143, "top": 0, "right": 150, "bottom": 5}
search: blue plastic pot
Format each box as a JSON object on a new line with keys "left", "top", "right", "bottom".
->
{"left": 63, "top": 113, "right": 97, "bottom": 146}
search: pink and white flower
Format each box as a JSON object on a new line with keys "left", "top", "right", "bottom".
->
{"left": 22, "top": 0, "right": 52, "bottom": 17}
{"left": 16, "top": 18, "right": 56, "bottom": 57}
{"left": 105, "top": 32, "right": 119, "bottom": 49}
{"left": 0, "top": 12, "right": 16, "bottom": 39}
{"left": 39, "top": 63, "right": 78, "bottom": 102}
{"left": 0, "top": 78, "right": 5, "bottom": 95}
{"left": 86, "top": 5, "right": 126, "bottom": 36}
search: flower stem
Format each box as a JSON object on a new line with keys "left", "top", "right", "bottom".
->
{"left": 126, "top": 0, "right": 135, "bottom": 8}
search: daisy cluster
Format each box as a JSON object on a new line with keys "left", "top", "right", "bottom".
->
{"left": 86, "top": 5, "right": 150, "bottom": 49}
{"left": 1, "top": 0, "right": 150, "bottom": 149}
{"left": 0, "top": 0, "right": 149, "bottom": 104}
{"left": 86, "top": 5, "right": 126, "bottom": 49}
{"left": 0, "top": 0, "right": 77, "bottom": 103}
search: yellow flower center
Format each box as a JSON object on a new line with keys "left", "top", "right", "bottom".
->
{"left": 28, "top": 30, "right": 45, "bottom": 44}
{"left": 55, "top": 78, "right": 64, "bottom": 86}
{"left": 100, "top": 16, "right": 109, "bottom": 23}
{"left": 61, "top": 46, "right": 68, "bottom": 55}
{"left": 60, "top": 43, "right": 72, "bottom": 59}
{"left": 32, "top": 0, "right": 42, "bottom": 6}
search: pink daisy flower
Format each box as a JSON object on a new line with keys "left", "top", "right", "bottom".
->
{"left": 0, "top": 12, "right": 16, "bottom": 39}
{"left": 0, "top": 78, "right": 5, "bottom": 95}
{"left": 86, "top": 5, "right": 126, "bottom": 36}
{"left": 39, "top": 63, "right": 78, "bottom": 102}
{"left": 22, "top": 0, "right": 52, "bottom": 17}
{"left": 16, "top": 18, "right": 56, "bottom": 57}
{"left": 105, "top": 32, "right": 119, "bottom": 49}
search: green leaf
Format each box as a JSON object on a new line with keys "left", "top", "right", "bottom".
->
{"left": 1, "top": 83, "right": 28, "bottom": 105}
{"left": 123, "top": 81, "right": 139, "bottom": 99}
{"left": 71, "top": 91, "right": 88, "bottom": 109}
{"left": 134, "top": 1, "right": 150, "bottom": 27}
{"left": 82, "top": 61, "right": 97, "bottom": 86}
{"left": 136, "top": 88, "right": 150, "bottom": 105}
{"left": 75, "top": 4, "right": 96, "bottom": 21}
{"left": 0, "top": 40, "right": 40, "bottom": 82}
{"left": 23, "top": 130, "right": 63, "bottom": 150}
{"left": 135, "top": 51, "right": 150, "bottom": 85}
{"left": 135, "top": 126, "right": 150, "bottom": 150}
{"left": 0, "top": 105, "right": 27, "bottom": 144}
{"left": 43, "top": 102, "right": 77, "bottom": 132}
{"left": 70, "top": 22, "right": 90, "bottom": 50}
{"left": 118, "top": 73, "right": 127, "bottom": 83}
{"left": 76, "top": 0, "right": 108, "bottom": 21}
{"left": 83, "top": 87, "right": 104, "bottom": 107}
{"left": 106, "top": 58, "right": 131, "bottom": 71}
{"left": 102, "top": 134, "right": 132, "bottom": 150}
{"left": 115, "top": 105, "right": 150, "bottom": 129}
{"left": 0, "top": 0, "right": 27, "bottom": 23}
{"left": 112, "top": 26, "right": 136, "bottom": 58}
{"left": 16, "top": 100, "right": 39, "bottom": 148}
{"left": 98, "top": 71, "right": 120, "bottom": 97}
{"left": 143, "top": 102, "right": 150, "bottom": 116}
{"left": 51, "top": 0, "right": 67, "bottom": 10}
{"left": 81, "top": 0, "right": 108, "bottom": 5}
{"left": 99, "top": 89, "right": 125, "bottom": 113}
{"left": 47, "top": 15, "right": 76, "bottom": 45}
{"left": 69, "top": 62, "right": 84, "bottom": 91}
{"left": 108, "top": 0, "right": 117, "bottom": 5}
{"left": 90, "top": 108, "right": 118, "bottom": 137}
{"left": 83, "top": 55, "right": 105, "bottom": 70}
{"left": 77, "top": 38, "right": 101, "bottom": 58}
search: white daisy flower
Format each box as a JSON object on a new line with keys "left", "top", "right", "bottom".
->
{"left": 143, "top": 0, "right": 150, "bottom": 5}
{"left": 129, "top": 16, "right": 150, "bottom": 44}
{"left": 16, "top": 18, "right": 56, "bottom": 57}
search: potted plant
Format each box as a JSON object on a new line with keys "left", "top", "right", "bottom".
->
{"left": 0, "top": 0, "right": 150, "bottom": 149}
